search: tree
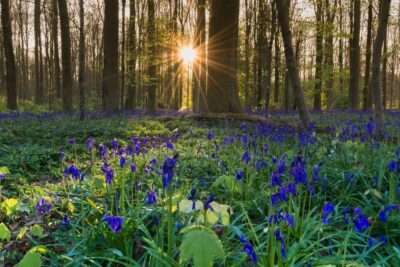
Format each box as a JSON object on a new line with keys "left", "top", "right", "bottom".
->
{"left": 193, "top": 0, "right": 206, "bottom": 112}
{"left": 34, "top": 0, "right": 44, "bottom": 104}
{"left": 58, "top": 0, "right": 73, "bottom": 111}
{"left": 207, "top": 0, "right": 241, "bottom": 113}
{"left": 51, "top": 0, "right": 61, "bottom": 100}
{"left": 324, "top": 0, "right": 336, "bottom": 109}
{"left": 363, "top": 0, "right": 373, "bottom": 110}
{"left": 275, "top": 0, "right": 310, "bottom": 128}
{"left": 1, "top": 0, "right": 17, "bottom": 110}
{"left": 371, "top": 0, "right": 391, "bottom": 137}
{"left": 313, "top": 0, "right": 324, "bottom": 110}
{"left": 79, "top": 0, "right": 85, "bottom": 119}
{"left": 349, "top": 0, "right": 361, "bottom": 109}
{"left": 126, "top": 0, "right": 137, "bottom": 110}
{"left": 102, "top": 0, "right": 120, "bottom": 111}
{"left": 147, "top": 0, "right": 157, "bottom": 113}
{"left": 121, "top": 0, "right": 126, "bottom": 109}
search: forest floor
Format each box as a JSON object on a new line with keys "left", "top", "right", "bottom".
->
{"left": 0, "top": 110, "right": 400, "bottom": 266}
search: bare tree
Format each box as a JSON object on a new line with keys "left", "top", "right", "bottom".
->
{"left": 147, "top": 0, "right": 157, "bottom": 113}
{"left": 79, "top": 0, "right": 85, "bottom": 119}
{"left": 349, "top": 0, "right": 361, "bottom": 109}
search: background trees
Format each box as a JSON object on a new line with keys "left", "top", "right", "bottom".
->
{"left": 0, "top": 0, "right": 398, "bottom": 121}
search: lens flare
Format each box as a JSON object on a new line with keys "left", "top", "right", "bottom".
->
{"left": 180, "top": 46, "right": 196, "bottom": 63}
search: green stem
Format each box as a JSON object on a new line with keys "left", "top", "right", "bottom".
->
{"left": 167, "top": 188, "right": 173, "bottom": 257}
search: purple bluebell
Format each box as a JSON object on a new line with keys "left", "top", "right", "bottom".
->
{"left": 145, "top": 191, "right": 157, "bottom": 204}
{"left": 101, "top": 162, "right": 114, "bottom": 185}
{"left": 322, "top": 202, "right": 334, "bottom": 224}
{"left": 379, "top": 210, "right": 387, "bottom": 223}
{"left": 242, "top": 151, "right": 251, "bottom": 164}
{"left": 120, "top": 156, "right": 126, "bottom": 168}
{"left": 161, "top": 156, "right": 177, "bottom": 190}
{"left": 60, "top": 151, "right": 65, "bottom": 161}
{"left": 61, "top": 216, "right": 71, "bottom": 227}
{"left": 0, "top": 173, "right": 5, "bottom": 179}
{"left": 130, "top": 164, "right": 137, "bottom": 173}
{"left": 69, "top": 138, "right": 76, "bottom": 145}
{"left": 239, "top": 236, "right": 257, "bottom": 263}
{"left": 87, "top": 137, "right": 95, "bottom": 152}
{"left": 36, "top": 198, "right": 51, "bottom": 215}
{"left": 206, "top": 130, "right": 214, "bottom": 140}
{"left": 204, "top": 196, "right": 214, "bottom": 212}
{"left": 102, "top": 216, "right": 123, "bottom": 233}
{"left": 236, "top": 170, "right": 245, "bottom": 181}
{"left": 352, "top": 207, "right": 369, "bottom": 232}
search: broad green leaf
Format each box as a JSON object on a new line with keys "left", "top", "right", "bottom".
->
{"left": 197, "top": 202, "right": 232, "bottom": 226}
{"left": 179, "top": 199, "right": 203, "bottom": 213}
{"left": 0, "top": 223, "right": 11, "bottom": 241}
{"left": 180, "top": 226, "right": 225, "bottom": 267}
{"left": 31, "top": 225, "right": 45, "bottom": 238}
{"left": 1, "top": 198, "right": 18, "bottom": 216}
{"left": 0, "top": 166, "right": 10, "bottom": 175}
{"left": 213, "top": 175, "right": 243, "bottom": 193}
{"left": 17, "top": 227, "right": 28, "bottom": 240}
{"left": 18, "top": 252, "right": 42, "bottom": 267}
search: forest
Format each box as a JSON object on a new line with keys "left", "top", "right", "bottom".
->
{"left": 0, "top": 0, "right": 400, "bottom": 266}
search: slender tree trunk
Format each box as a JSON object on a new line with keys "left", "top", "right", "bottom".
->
{"left": 244, "top": 0, "right": 251, "bottom": 108}
{"left": 147, "top": 0, "right": 157, "bottom": 113}
{"left": 324, "top": 0, "right": 336, "bottom": 109}
{"left": 79, "top": 0, "right": 85, "bottom": 119}
{"left": 276, "top": 0, "right": 310, "bottom": 127}
{"left": 338, "top": 0, "right": 344, "bottom": 104}
{"left": 102, "top": 0, "right": 120, "bottom": 111}
{"left": 126, "top": 0, "right": 137, "bottom": 110}
{"left": 34, "top": 0, "right": 43, "bottom": 104}
{"left": 363, "top": 0, "right": 373, "bottom": 110}
{"left": 193, "top": 0, "right": 206, "bottom": 112}
{"left": 265, "top": 1, "right": 275, "bottom": 111}
{"left": 313, "top": 0, "right": 324, "bottom": 110}
{"left": 121, "top": 0, "right": 126, "bottom": 109}
{"left": 51, "top": 0, "right": 61, "bottom": 100}
{"left": 371, "top": 0, "right": 391, "bottom": 137}
{"left": 349, "top": 0, "right": 361, "bottom": 109}
{"left": 207, "top": 0, "right": 242, "bottom": 113}
{"left": 1, "top": 0, "right": 17, "bottom": 110}
{"left": 382, "top": 37, "right": 387, "bottom": 110}
{"left": 58, "top": 0, "right": 73, "bottom": 111}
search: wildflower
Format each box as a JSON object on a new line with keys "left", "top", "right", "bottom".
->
{"left": 242, "top": 151, "right": 251, "bottom": 164}
{"left": 161, "top": 156, "right": 178, "bottom": 190}
{"left": 102, "top": 216, "right": 123, "bottom": 233}
{"left": 284, "top": 212, "right": 295, "bottom": 228}
{"left": 120, "top": 156, "right": 126, "bottom": 168}
{"left": 166, "top": 141, "right": 174, "bottom": 150}
{"left": 368, "top": 237, "right": 377, "bottom": 247}
{"left": 206, "top": 130, "right": 214, "bottom": 140}
{"left": 101, "top": 162, "right": 114, "bottom": 185}
{"left": 352, "top": 207, "right": 369, "bottom": 232}
{"left": 64, "top": 164, "right": 80, "bottom": 180}
{"left": 145, "top": 191, "right": 157, "bottom": 204}
{"left": 61, "top": 216, "right": 71, "bottom": 227}
{"left": 241, "top": 135, "right": 248, "bottom": 147}
{"left": 111, "top": 139, "right": 119, "bottom": 152}
{"left": 0, "top": 173, "right": 5, "bottom": 179}
{"left": 263, "top": 143, "right": 268, "bottom": 154}
{"left": 322, "top": 202, "right": 335, "bottom": 224}
{"left": 239, "top": 236, "right": 257, "bottom": 263}
{"left": 188, "top": 189, "right": 197, "bottom": 210}
{"left": 98, "top": 144, "right": 108, "bottom": 159}
{"left": 379, "top": 210, "right": 387, "bottom": 223}
{"left": 274, "top": 229, "right": 286, "bottom": 258}
{"left": 270, "top": 171, "right": 281, "bottom": 187}
{"left": 130, "top": 164, "right": 137, "bottom": 173}
{"left": 60, "top": 151, "right": 65, "bottom": 161}
{"left": 199, "top": 176, "right": 207, "bottom": 187}
{"left": 379, "top": 235, "right": 388, "bottom": 245}
{"left": 69, "top": 138, "right": 76, "bottom": 145}
{"left": 87, "top": 137, "right": 95, "bottom": 153}
{"left": 35, "top": 198, "right": 51, "bottom": 215}
{"left": 204, "top": 196, "right": 214, "bottom": 212}
{"left": 236, "top": 170, "right": 245, "bottom": 181}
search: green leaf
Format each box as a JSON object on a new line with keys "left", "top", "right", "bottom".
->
{"left": 18, "top": 252, "right": 42, "bottom": 267}
{"left": 1, "top": 198, "right": 19, "bottom": 216}
{"left": 179, "top": 199, "right": 203, "bottom": 213}
{"left": 213, "top": 175, "right": 243, "bottom": 193}
{"left": 0, "top": 166, "right": 10, "bottom": 175}
{"left": 0, "top": 223, "right": 11, "bottom": 241}
{"left": 180, "top": 226, "right": 225, "bottom": 267}
{"left": 17, "top": 227, "right": 28, "bottom": 240}
{"left": 31, "top": 225, "right": 45, "bottom": 238}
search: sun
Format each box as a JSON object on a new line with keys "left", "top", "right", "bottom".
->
{"left": 180, "top": 46, "right": 196, "bottom": 63}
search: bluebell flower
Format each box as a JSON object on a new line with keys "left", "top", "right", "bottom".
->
{"left": 69, "top": 138, "right": 75, "bottom": 145}
{"left": 188, "top": 189, "right": 197, "bottom": 210}
{"left": 199, "top": 176, "right": 207, "bottom": 187}
{"left": 274, "top": 229, "right": 286, "bottom": 258}
{"left": 206, "top": 130, "right": 214, "bottom": 140}
{"left": 64, "top": 164, "right": 80, "bottom": 180}
{"left": 239, "top": 236, "right": 257, "bottom": 263}
{"left": 379, "top": 210, "right": 387, "bottom": 223}
{"left": 284, "top": 212, "right": 295, "bottom": 228}
{"left": 166, "top": 141, "right": 174, "bottom": 150}
{"left": 322, "top": 202, "right": 334, "bottom": 224}
{"left": 368, "top": 237, "right": 377, "bottom": 247}
{"left": 379, "top": 234, "right": 388, "bottom": 245}
{"left": 87, "top": 137, "right": 95, "bottom": 153}
{"left": 150, "top": 158, "right": 157, "bottom": 165}
{"left": 352, "top": 207, "right": 369, "bottom": 232}
{"left": 242, "top": 151, "right": 251, "bottom": 164}
{"left": 98, "top": 144, "right": 108, "bottom": 159}
{"left": 61, "top": 216, "right": 71, "bottom": 227}
{"left": 101, "top": 162, "right": 114, "bottom": 185}
{"left": 385, "top": 204, "right": 398, "bottom": 214}
{"left": 36, "top": 198, "right": 51, "bottom": 215}
{"left": 241, "top": 135, "right": 248, "bottom": 147}
{"left": 102, "top": 216, "right": 123, "bottom": 233}
{"left": 388, "top": 161, "right": 397, "bottom": 172}
{"left": 236, "top": 170, "right": 245, "bottom": 181}
{"left": 0, "top": 173, "right": 5, "bottom": 179}
{"left": 270, "top": 171, "right": 281, "bottom": 187}
{"left": 263, "top": 144, "right": 268, "bottom": 154}
{"left": 161, "top": 156, "right": 178, "bottom": 190}
{"left": 130, "top": 164, "right": 137, "bottom": 173}
{"left": 145, "top": 191, "right": 157, "bottom": 204}
{"left": 60, "top": 151, "right": 65, "bottom": 161}
{"left": 120, "top": 156, "right": 126, "bottom": 168}
{"left": 111, "top": 139, "right": 119, "bottom": 152}
{"left": 272, "top": 156, "right": 277, "bottom": 164}
{"left": 204, "top": 196, "right": 214, "bottom": 212}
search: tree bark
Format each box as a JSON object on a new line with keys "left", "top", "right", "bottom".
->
{"left": 349, "top": 0, "right": 361, "bottom": 109}
{"left": 1, "top": 0, "right": 17, "bottom": 110}
{"left": 58, "top": 0, "right": 73, "bottom": 111}
{"left": 371, "top": 0, "right": 391, "bottom": 137}
{"left": 363, "top": 0, "right": 373, "bottom": 110}
{"left": 193, "top": 0, "right": 206, "bottom": 112}
{"left": 79, "top": 0, "right": 85, "bottom": 119}
{"left": 313, "top": 0, "right": 324, "bottom": 110}
{"left": 102, "top": 0, "right": 120, "bottom": 111}
{"left": 276, "top": 0, "right": 310, "bottom": 128}
{"left": 34, "top": 0, "right": 44, "bottom": 104}
{"left": 51, "top": 0, "right": 61, "bottom": 100}
{"left": 126, "top": 0, "right": 137, "bottom": 110}
{"left": 207, "top": 0, "right": 242, "bottom": 113}
{"left": 147, "top": 0, "right": 157, "bottom": 113}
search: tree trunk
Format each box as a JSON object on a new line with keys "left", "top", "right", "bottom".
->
{"left": 1, "top": 0, "right": 17, "bottom": 110}
{"left": 193, "top": 0, "right": 206, "bottom": 112}
{"left": 58, "top": 0, "right": 73, "bottom": 111}
{"left": 382, "top": 37, "right": 387, "bottom": 110}
{"left": 349, "top": 0, "right": 361, "bottom": 109}
{"left": 121, "top": 0, "right": 126, "bottom": 109}
{"left": 324, "top": 0, "right": 336, "bottom": 109}
{"left": 363, "top": 0, "right": 373, "bottom": 110}
{"left": 276, "top": 0, "right": 310, "bottom": 128}
{"left": 51, "top": 0, "right": 61, "bottom": 100}
{"left": 207, "top": 0, "right": 242, "bottom": 113}
{"left": 313, "top": 0, "right": 324, "bottom": 110}
{"left": 34, "top": 0, "right": 44, "bottom": 104}
{"left": 126, "top": 0, "right": 137, "bottom": 110}
{"left": 102, "top": 0, "right": 120, "bottom": 111}
{"left": 79, "top": 0, "right": 85, "bottom": 119}
{"left": 147, "top": 0, "right": 157, "bottom": 113}
{"left": 371, "top": 0, "right": 391, "bottom": 137}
